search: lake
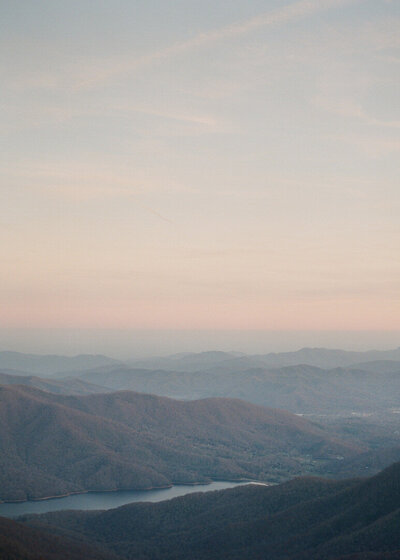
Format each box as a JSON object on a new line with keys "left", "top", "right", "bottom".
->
{"left": 0, "top": 481, "right": 248, "bottom": 518}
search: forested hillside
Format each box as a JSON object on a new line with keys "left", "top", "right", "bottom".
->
{"left": 21, "top": 462, "right": 400, "bottom": 560}
{"left": 0, "top": 515, "right": 119, "bottom": 560}
{"left": 0, "top": 385, "right": 360, "bottom": 501}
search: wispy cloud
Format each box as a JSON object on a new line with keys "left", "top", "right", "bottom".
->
{"left": 313, "top": 39, "right": 400, "bottom": 131}
{"left": 315, "top": 95, "right": 400, "bottom": 129}
{"left": 145, "top": 0, "right": 359, "bottom": 54}
{"left": 2, "top": 160, "right": 190, "bottom": 223}
{"left": 1, "top": 96, "right": 221, "bottom": 136}
{"left": 334, "top": 133, "right": 400, "bottom": 157}
{"left": 8, "top": 0, "right": 362, "bottom": 92}
{"left": 79, "top": 0, "right": 362, "bottom": 89}
{"left": 115, "top": 104, "right": 218, "bottom": 128}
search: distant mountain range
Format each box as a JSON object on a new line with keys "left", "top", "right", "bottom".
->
{"left": 130, "top": 347, "right": 400, "bottom": 371}
{"left": 0, "top": 384, "right": 361, "bottom": 502}
{"left": 2, "top": 347, "right": 400, "bottom": 376}
{"left": 0, "top": 351, "right": 120, "bottom": 375}
{"left": 0, "top": 370, "right": 111, "bottom": 396}
{"left": 68, "top": 362, "right": 400, "bottom": 414}
{"left": 1, "top": 349, "right": 399, "bottom": 416}
{"left": 14, "top": 461, "right": 400, "bottom": 560}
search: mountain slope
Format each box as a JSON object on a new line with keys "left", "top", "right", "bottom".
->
{"left": 0, "top": 370, "right": 111, "bottom": 395}
{"left": 349, "top": 360, "right": 400, "bottom": 374}
{"left": 0, "top": 515, "right": 119, "bottom": 560}
{"left": 22, "top": 462, "right": 400, "bottom": 560}
{"left": 0, "top": 385, "right": 361, "bottom": 501}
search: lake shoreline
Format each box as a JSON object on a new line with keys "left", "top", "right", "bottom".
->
{"left": 0, "top": 477, "right": 259, "bottom": 505}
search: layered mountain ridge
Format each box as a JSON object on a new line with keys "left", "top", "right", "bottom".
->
{"left": 0, "top": 384, "right": 360, "bottom": 502}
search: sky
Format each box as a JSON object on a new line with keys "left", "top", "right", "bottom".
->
{"left": 1, "top": 0, "right": 399, "bottom": 355}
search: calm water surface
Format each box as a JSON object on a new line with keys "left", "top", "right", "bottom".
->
{"left": 0, "top": 481, "right": 247, "bottom": 518}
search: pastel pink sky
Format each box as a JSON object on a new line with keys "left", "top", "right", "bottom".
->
{"left": 1, "top": 0, "right": 399, "bottom": 334}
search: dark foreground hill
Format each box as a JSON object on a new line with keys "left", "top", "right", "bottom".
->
{"left": 20, "top": 461, "right": 400, "bottom": 560}
{"left": 0, "top": 385, "right": 360, "bottom": 501}
{"left": 0, "top": 515, "right": 119, "bottom": 560}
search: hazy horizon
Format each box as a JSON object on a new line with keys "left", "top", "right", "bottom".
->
{"left": 1, "top": 328, "right": 399, "bottom": 359}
